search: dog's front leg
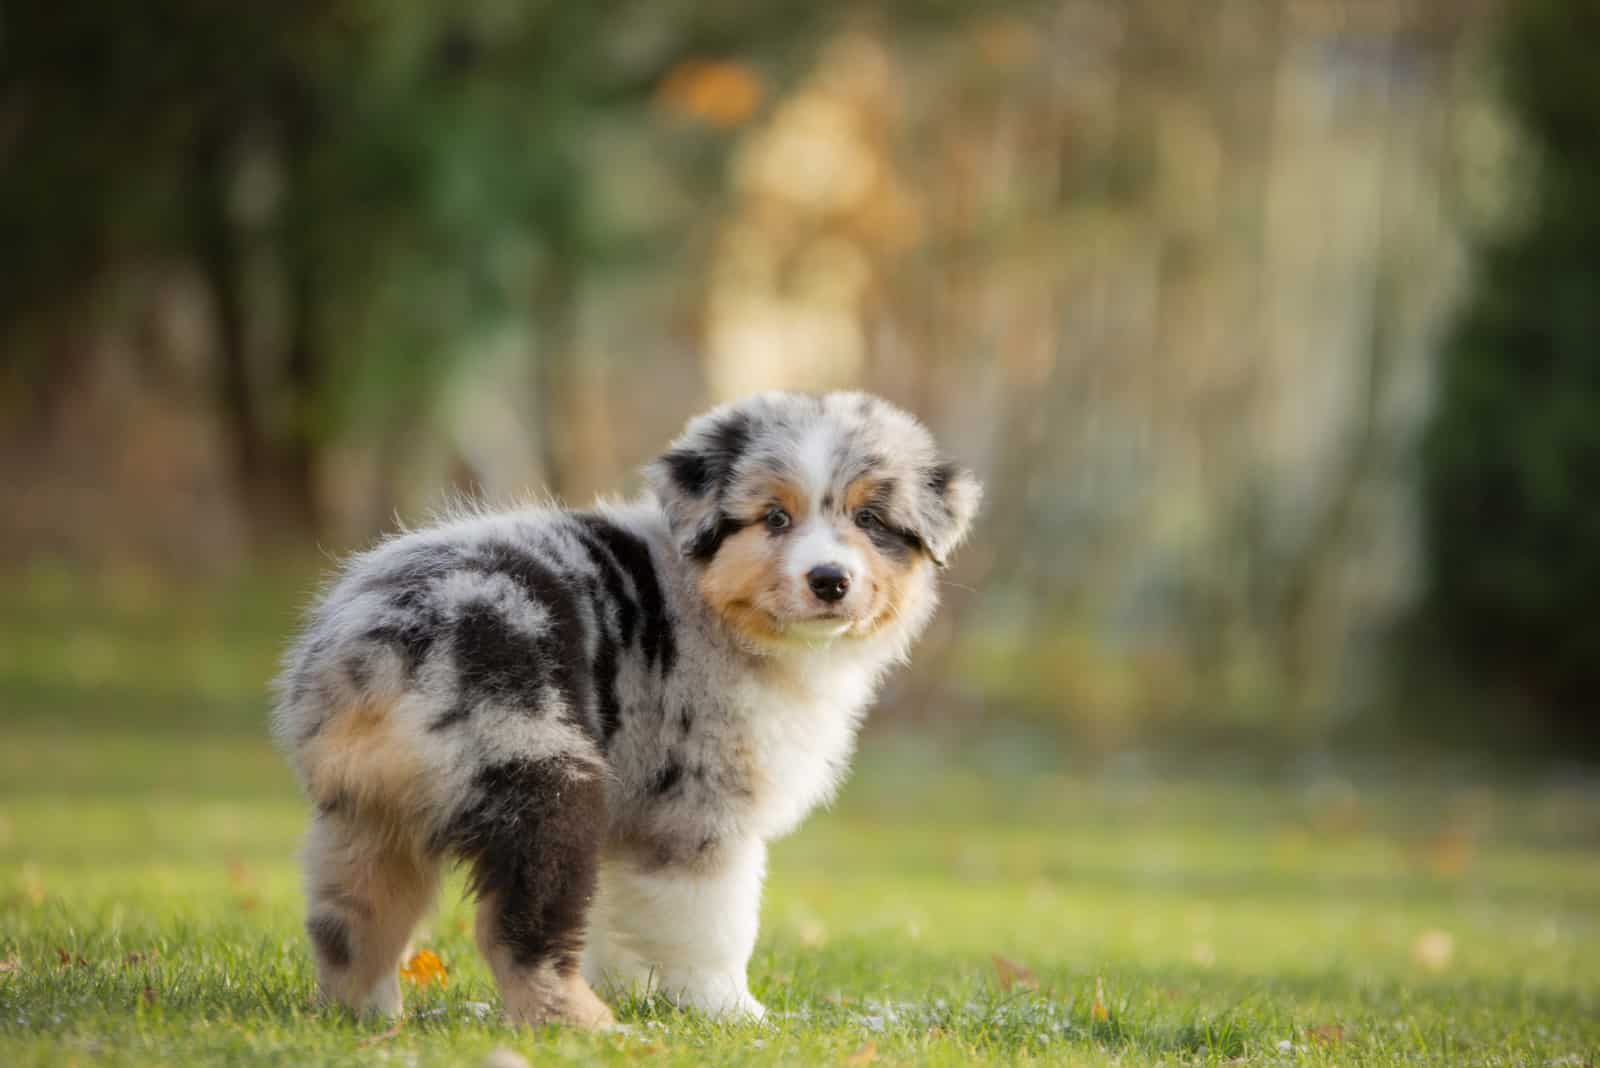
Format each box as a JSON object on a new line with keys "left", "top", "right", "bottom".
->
{"left": 584, "top": 837, "right": 767, "bottom": 1021}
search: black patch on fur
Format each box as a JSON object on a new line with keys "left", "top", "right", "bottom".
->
{"left": 357, "top": 570, "right": 455, "bottom": 683}
{"left": 429, "top": 543, "right": 593, "bottom": 733}
{"left": 308, "top": 913, "right": 352, "bottom": 969}
{"left": 355, "top": 543, "right": 466, "bottom": 677}
{"left": 665, "top": 412, "right": 752, "bottom": 497}
{"left": 589, "top": 601, "right": 622, "bottom": 744}
{"left": 678, "top": 707, "right": 692, "bottom": 735}
{"left": 575, "top": 515, "right": 676, "bottom": 674}
{"left": 361, "top": 615, "right": 439, "bottom": 678}
{"left": 440, "top": 757, "right": 606, "bottom": 971}
{"left": 663, "top": 449, "right": 713, "bottom": 497}
{"left": 651, "top": 757, "right": 684, "bottom": 797}
{"left": 687, "top": 512, "right": 745, "bottom": 562}
{"left": 855, "top": 478, "right": 920, "bottom": 563}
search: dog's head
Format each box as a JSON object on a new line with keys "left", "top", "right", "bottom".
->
{"left": 646, "top": 392, "right": 981, "bottom": 651}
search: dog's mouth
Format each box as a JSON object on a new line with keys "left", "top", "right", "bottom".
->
{"left": 780, "top": 615, "right": 855, "bottom": 642}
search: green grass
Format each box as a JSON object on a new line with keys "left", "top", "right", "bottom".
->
{"left": 1, "top": 567, "right": 1598, "bottom": 1066}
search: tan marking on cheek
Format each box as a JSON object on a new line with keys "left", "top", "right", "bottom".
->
{"left": 300, "top": 696, "right": 429, "bottom": 813}
{"left": 860, "top": 557, "right": 934, "bottom": 638}
{"left": 699, "top": 524, "right": 786, "bottom": 642}
{"left": 841, "top": 523, "right": 905, "bottom": 605}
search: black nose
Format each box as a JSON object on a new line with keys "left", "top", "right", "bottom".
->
{"left": 807, "top": 564, "right": 851, "bottom": 603}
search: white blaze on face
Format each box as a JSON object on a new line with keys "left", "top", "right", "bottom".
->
{"left": 782, "top": 424, "right": 862, "bottom": 632}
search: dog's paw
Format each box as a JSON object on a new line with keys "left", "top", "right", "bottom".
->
{"left": 728, "top": 993, "right": 768, "bottom": 1023}
{"left": 684, "top": 987, "right": 767, "bottom": 1023}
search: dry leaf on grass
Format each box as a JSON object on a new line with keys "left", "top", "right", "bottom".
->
{"left": 1090, "top": 976, "right": 1110, "bottom": 1023}
{"left": 845, "top": 1041, "right": 878, "bottom": 1065}
{"left": 400, "top": 948, "right": 448, "bottom": 988}
{"left": 1307, "top": 1024, "right": 1346, "bottom": 1045}
{"left": 991, "top": 954, "right": 1038, "bottom": 992}
{"left": 55, "top": 948, "right": 89, "bottom": 967}
{"left": 0, "top": 956, "right": 19, "bottom": 976}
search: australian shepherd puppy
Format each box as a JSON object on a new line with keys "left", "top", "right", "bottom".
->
{"left": 272, "top": 391, "right": 981, "bottom": 1028}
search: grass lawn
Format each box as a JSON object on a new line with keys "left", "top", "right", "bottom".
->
{"left": 2, "top": 568, "right": 1598, "bottom": 1066}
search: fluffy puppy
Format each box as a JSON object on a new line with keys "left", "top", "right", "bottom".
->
{"left": 272, "top": 390, "right": 981, "bottom": 1028}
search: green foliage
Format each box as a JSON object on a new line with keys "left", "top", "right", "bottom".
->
{"left": 1420, "top": 0, "right": 1600, "bottom": 755}
{"left": 0, "top": 1, "right": 829, "bottom": 435}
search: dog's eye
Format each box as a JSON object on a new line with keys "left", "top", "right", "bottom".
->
{"left": 854, "top": 508, "right": 884, "bottom": 531}
{"left": 765, "top": 509, "right": 791, "bottom": 532}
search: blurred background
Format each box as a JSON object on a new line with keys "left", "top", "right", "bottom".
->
{"left": 2, "top": 0, "right": 1596, "bottom": 764}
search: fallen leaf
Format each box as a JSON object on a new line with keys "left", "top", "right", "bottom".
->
{"left": 55, "top": 948, "right": 88, "bottom": 967}
{"left": 1090, "top": 976, "right": 1110, "bottom": 1023}
{"left": 400, "top": 948, "right": 449, "bottom": 988}
{"left": 0, "top": 956, "right": 19, "bottom": 976}
{"left": 1412, "top": 929, "right": 1455, "bottom": 972}
{"left": 1307, "top": 1024, "right": 1346, "bottom": 1045}
{"left": 845, "top": 1041, "right": 878, "bottom": 1065}
{"left": 992, "top": 954, "right": 1038, "bottom": 992}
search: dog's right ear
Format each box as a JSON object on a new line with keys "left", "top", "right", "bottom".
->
{"left": 644, "top": 407, "right": 754, "bottom": 561}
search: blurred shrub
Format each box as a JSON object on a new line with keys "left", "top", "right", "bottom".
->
{"left": 1420, "top": 0, "right": 1600, "bottom": 756}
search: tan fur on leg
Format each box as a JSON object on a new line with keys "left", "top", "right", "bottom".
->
{"left": 303, "top": 811, "right": 440, "bottom": 1018}
{"left": 474, "top": 893, "right": 615, "bottom": 1030}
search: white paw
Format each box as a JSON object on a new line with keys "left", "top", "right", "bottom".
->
{"left": 667, "top": 979, "right": 766, "bottom": 1022}
{"left": 733, "top": 994, "right": 768, "bottom": 1023}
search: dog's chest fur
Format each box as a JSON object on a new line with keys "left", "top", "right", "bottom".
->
{"left": 603, "top": 559, "right": 882, "bottom": 867}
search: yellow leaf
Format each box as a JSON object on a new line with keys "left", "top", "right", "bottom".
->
{"left": 1090, "top": 976, "right": 1110, "bottom": 1023}
{"left": 845, "top": 1041, "right": 878, "bottom": 1065}
{"left": 992, "top": 953, "right": 1038, "bottom": 992}
{"left": 1308, "top": 1024, "right": 1346, "bottom": 1046}
{"left": 400, "top": 948, "right": 448, "bottom": 988}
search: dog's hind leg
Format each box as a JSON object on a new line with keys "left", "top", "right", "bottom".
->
{"left": 302, "top": 809, "right": 440, "bottom": 1018}
{"left": 441, "top": 753, "right": 615, "bottom": 1029}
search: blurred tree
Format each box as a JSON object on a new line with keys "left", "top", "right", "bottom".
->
{"left": 1421, "top": 0, "right": 1600, "bottom": 755}
{"left": 0, "top": 1, "right": 924, "bottom": 538}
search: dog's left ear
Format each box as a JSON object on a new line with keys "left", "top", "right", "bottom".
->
{"left": 644, "top": 408, "right": 753, "bottom": 560}
{"left": 911, "top": 460, "right": 982, "bottom": 568}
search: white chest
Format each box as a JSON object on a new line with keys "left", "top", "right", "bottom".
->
{"left": 736, "top": 667, "right": 876, "bottom": 840}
